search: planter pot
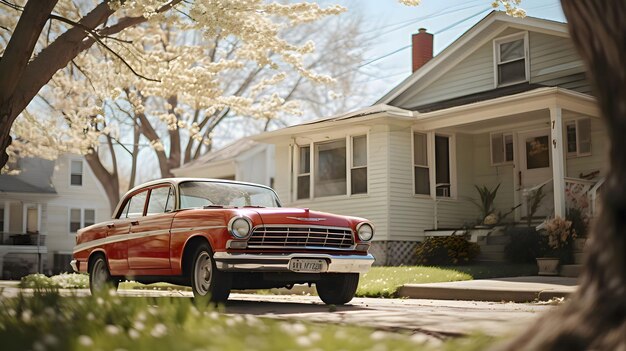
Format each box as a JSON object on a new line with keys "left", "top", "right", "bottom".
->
{"left": 537, "top": 257, "right": 560, "bottom": 276}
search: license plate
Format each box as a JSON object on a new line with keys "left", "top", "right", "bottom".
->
{"left": 289, "top": 259, "right": 327, "bottom": 273}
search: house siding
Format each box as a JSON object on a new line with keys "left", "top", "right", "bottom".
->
{"left": 277, "top": 125, "right": 391, "bottom": 241}
{"left": 565, "top": 118, "right": 609, "bottom": 178}
{"left": 45, "top": 155, "right": 110, "bottom": 271}
{"left": 391, "top": 29, "right": 591, "bottom": 109}
{"left": 471, "top": 133, "right": 516, "bottom": 216}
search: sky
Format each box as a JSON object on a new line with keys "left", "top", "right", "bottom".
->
{"left": 321, "top": 0, "right": 566, "bottom": 104}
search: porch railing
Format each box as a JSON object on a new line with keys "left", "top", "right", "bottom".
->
{"left": 0, "top": 232, "right": 46, "bottom": 246}
{"left": 588, "top": 177, "right": 605, "bottom": 217}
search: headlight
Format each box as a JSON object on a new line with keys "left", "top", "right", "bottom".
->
{"left": 356, "top": 223, "right": 374, "bottom": 241}
{"left": 228, "top": 217, "right": 252, "bottom": 239}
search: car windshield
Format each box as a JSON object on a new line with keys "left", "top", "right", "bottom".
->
{"left": 178, "top": 181, "right": 281, "bottom": 209}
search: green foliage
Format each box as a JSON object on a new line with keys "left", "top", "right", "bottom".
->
{"left": 356, "top": 266, "right": 472, "bottom": 298}
{"left": 470, "top": 184, "right": 501, "bottom": 222}
{"left": 503, "top": 227, "right": 541, "bottom": 263}
{"left": 567, "top": 207, "right": 588, "bottom": 238}
{"left": 415, "top": 236, "right": 481, "bottom": 266}
{"left": 19, "top": 273, "right": 89, "bottom": 289}
{"left": 0, "top": 290, "right": 491, "bottom": 351}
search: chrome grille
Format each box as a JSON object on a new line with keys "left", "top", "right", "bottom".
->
{"left": 248, "top": 225, "right": 354, "bottom": 249}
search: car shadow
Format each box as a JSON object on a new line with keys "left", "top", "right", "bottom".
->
{"left": 223, "top": 298, "right": 369, "bottom": 315}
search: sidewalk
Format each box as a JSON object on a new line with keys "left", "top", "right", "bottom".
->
{"left": 397, "top": 276, "right": 578, "bottom": 302}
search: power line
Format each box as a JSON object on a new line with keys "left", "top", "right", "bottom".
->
{"left": 337, "top": 6, "right": 491, "bottom": 77}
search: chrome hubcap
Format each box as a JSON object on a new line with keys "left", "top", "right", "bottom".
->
{"left": 194, "top": 252, "right": 212, "bottom": 295}
{"left": 92, "top": 260, "right": 107, "bottom": 290}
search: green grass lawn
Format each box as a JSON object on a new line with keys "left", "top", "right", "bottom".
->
{"left": 0, "top": 290, "right": 495, "bottom": 351}
{"left": 357, "top": 264, "right": 538, "bottom": 298}
{"left": 21, "top": 264, "right": 537, "bottom": 298}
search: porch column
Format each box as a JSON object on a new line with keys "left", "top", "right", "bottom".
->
{"left": 550, "top": 106, "right": 566, "bottom": 217}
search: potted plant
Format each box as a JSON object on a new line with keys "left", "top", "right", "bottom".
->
{"left": 537, "top": 216, "right": 577, "bottom": 275}
{"left": 471, "top": 184, "right": 500, "bottom": 227}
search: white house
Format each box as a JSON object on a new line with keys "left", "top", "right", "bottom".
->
{"left": 172, "top": 138, "right": 275, "bottom": 188}
{"left": 0, "top": 154, "right": 110, "bottom": 278}
{"left": 254, "top": 12, "right": 607, "bottom": 265}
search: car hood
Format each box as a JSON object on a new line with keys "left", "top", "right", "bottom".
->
{"left": 248, "top": 208, "right": 359, "bottom": 228}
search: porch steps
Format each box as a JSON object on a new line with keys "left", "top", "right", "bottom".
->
{"left": 560, "top": 264, "right": 582, "bottom": 278}
{"left": 560, "top": 238, "right": 587, "bottom": 278}
{"left": 476, "top": 236, "right": 510, "bottom": 263}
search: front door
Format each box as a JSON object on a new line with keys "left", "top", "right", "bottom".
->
{"left": 518, "top": 129, "right": 553, "bottom": 218}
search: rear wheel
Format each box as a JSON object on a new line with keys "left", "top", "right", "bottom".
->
{"left": 89, "top": 255, "right": 118, "bottom": 295}
{"left": 316, "top": 273, "right": 359, "bottom": 305}
{"left": 189, "top": 244, "right": 231, "bottom": 302}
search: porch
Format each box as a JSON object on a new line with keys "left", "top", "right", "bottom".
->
{"left": 413, "top": 87, "right": 604, "bottom": 226}
{"left": 0, "top": 200, "right": 47, "bottom": 277}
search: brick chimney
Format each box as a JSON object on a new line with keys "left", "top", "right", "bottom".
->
{"left": 412, "top": 28, "right": 433, "bottom": 72}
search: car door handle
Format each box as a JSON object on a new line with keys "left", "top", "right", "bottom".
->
{"left": 131, "top": 220, "right": 139, "bottom": 226}
{"left": 106, "top": 223, "right": 115, "bottom": 229}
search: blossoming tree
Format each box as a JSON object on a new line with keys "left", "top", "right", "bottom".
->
{"left": 0, "top": 0, "right": 346, "bottom": 170}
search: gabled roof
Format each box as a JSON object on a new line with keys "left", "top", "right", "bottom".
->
{"left": 0, "top": 157, "right": 56, "bottom": 194}
{"left": 253, "top": 104, "right": 412, "bottom": 141}
{"left": 377, "top": 11, "right": 569, "bottom": 105}
{"left": 173, "top": 138, "right": 268, "bottom": 173}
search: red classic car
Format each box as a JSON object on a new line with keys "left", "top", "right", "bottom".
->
{"left": 72, "top": 178, "right": 375, "bottom": 304}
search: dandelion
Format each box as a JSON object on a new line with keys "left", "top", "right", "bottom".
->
{"left": 150, "top": 323, "right": 168, "bottom": 338}
{"left": 295, "top": 336, "right": 311, "bottom": 347}
{"left": 78, "top": 335, "right": 93, "bottom": 347}
{"left": 370, "top": 331, "right": 387, "bottom": 340}
{"left": 43, "top": 334, "right": 58, "bottom": 346}
{"left": 33, "top": 341, "right": 45, "bottom": 351}
{"left": 105, "top": 325, "right": 120, "bottom": 335}
{"left": 134, "top": 320, "right": 145, "bottom": 331}
{"left": 21, "top": 310, "right": 32, "bottom": 323}
{"left": 128, "top": 328, "right": 140, "bottom": 340}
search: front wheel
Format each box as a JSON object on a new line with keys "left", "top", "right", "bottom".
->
{"left": 189, "top": 244, "right": 231, "bottom": 302}
{"left": 89, "top": 255, "right": 118, "bottom": 295}
{"left": 316, "top": 273, "right": 359, "bottom": 305}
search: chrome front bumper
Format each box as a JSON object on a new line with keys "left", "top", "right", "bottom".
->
{"left": 70, "top": 259, "right": 78, "bottom": 272}
{"left": 213, "top": 252, "right": 375, "bottom": 273}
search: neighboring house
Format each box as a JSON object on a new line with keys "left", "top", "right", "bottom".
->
{"left": 0, "top": 154, "right": 110, "bottom": 278}
{"left": 172, "top": 138, "right": 275, "bottom": 188}
{"left": 254, "top": 12, "right": 607, "bottom": 265}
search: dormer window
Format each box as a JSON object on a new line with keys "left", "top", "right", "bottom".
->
{"left": 494, "top": 32, "right": 529, "bottom": 86}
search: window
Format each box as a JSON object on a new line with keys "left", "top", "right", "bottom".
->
{"left": 296, "top": 146, "right": 310, "bottom": 200}
{"left": 84, "top": 209, "right": 95, "bottom": 227}
{"left": 294, "top": 135, "right": 369, "bottom": 200}
{"left": 70, "top": 160, "right": 83, "bottom": 186}
{"left": 314, "top": 139, "right": 347, "bottom": 197}
{"left": 147, "top": 187, "right": 174, "bottom": 215}
{"left": 435, "top": 135, "right": 451, "bottom": 197}
{"left": 70, "top": 209, "right": 81, "bottom": 232}
{"left": 126, "top": 190, "right": 148, "bottom": 218}
{"left": 491, "top": 133, "right": 514, "bottom": 165}
{"left": 566, "top": 118, "right": 592, "bottom": 156}
{"left": 351, "top": 135, "right": 368, "bottom": 195}
{"left": 494, "top": 33, "right": 528, "bottom": 86}
{"left": 413, "top": 133, "right": 430, "bottom": 195}
{"left": 69, "top": 208, "right": 95, "bottom": 233}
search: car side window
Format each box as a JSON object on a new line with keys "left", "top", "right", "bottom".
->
{"left": 147, "top": 186, "right": 174, "bottom": 215}
{"left": 127, "top": 190, "right": 148, "bottom": 218}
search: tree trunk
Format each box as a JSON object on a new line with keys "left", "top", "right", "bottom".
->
{"left": 85, "top": 151, "right": 119, "bottom": 216}
{"left": 500, "top": 1, "right": 626, "bottom": 349}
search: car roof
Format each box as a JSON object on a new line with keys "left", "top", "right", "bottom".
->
{"left": 112, "top": 178, "right": 278, "bottom": 219}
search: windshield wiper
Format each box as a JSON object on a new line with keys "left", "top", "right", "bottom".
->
{"left": 242, "top": 205, "right": 265, "bottom": 208}
{"left": 203, "top": 205, "right": 224, "bottom": 209}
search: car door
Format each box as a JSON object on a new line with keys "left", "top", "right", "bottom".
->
{"left": 127, "top": 185, "right": 176, "bottom": 270}
{"left": 104, "top": 191, "right": 146, "bottom": 275}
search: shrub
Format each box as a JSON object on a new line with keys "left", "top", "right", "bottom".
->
{"left": 504, "top": 227, "right": 541, "bottom": 263}
{"left": 567, "top": 207, "right": 589, "bottom": 238}
{"left": 415, "top": 235, "right": 480, "bottom": 265}
{"left": 19, "top": 273, "right": 88, "bottom": 289}
{"left": 542, "top": 216, "right": 576, "bottom": 264}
